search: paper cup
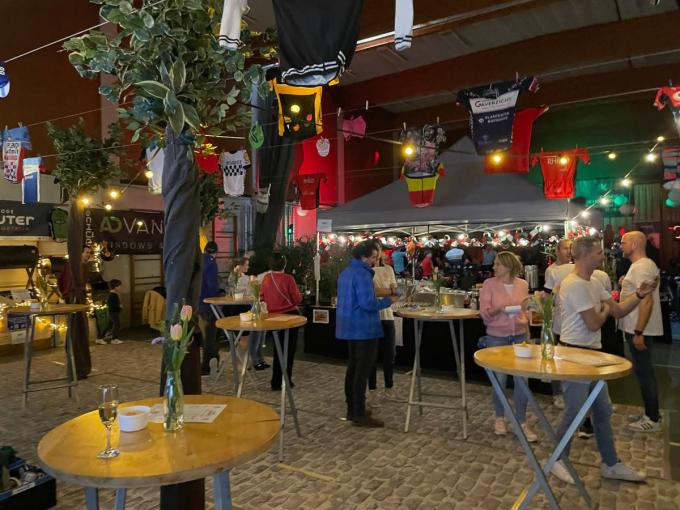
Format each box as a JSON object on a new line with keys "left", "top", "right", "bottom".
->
{"left": 240, "top": 312, "right": 253, "bottom": 322}
{"left": 513, "top": 344, "right": 533, "bottom": 358}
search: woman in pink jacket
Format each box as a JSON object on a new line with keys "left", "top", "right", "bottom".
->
{"left": 479, "top": 252, "right": 537, "bottom": 442}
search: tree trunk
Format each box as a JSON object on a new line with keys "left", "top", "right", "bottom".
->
{"left": 67, "top": 201, "right": 91, "bottom": 379}
{"left": 159, "top": 128, "right": 204, "bottom": 510}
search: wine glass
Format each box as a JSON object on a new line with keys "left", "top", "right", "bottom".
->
{"left": 97, "top": 384, "right": 120, "bottom": 459}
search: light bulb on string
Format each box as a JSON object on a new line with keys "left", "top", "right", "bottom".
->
{"left": 580, "top": 210, "right": 590, "bottom": 218}
{"left": 559, "top": 155, "right": 569, "bottom": 166}
{"left": 491, "top": 152, "right": 503, "bottom": 164}
{"left": 607, "top": 152, "right": 617, "bottom": 160}
{"left": 588, "top": 227, "right": 598, "bottom": 236}
{"left": 109, "top": 190, "right": 120, "bottom": 199}
{"left": 542, "top": 225, "right": 551, "bottom": 232}
{"left": 104, "top": 204, "right": 112, "bottom": 211}
{"left": 290, "top": 104, "right": 301, "bottom": 114}
{"left": 657, "top": 136, "right": 665, "bottom": 143}
{"left": 645, "top": 152, "right": 657, "bottom": 162}
{"left": 621, "top": 177, "right": 632, "bottom": 187}
{"left": 402, "top": 144, "right": 415, "bottom": 157}
{"left": 144, "top": 170, "right": 154, "bottom": 179}
{"left": 599, "top": 196, "right": 610, "bottom": 206}
{"left": 80, "top": 197, "right": 91, "bottom": 206}
{"left": 136, "top": 220, "right": 143, "bottom": 227}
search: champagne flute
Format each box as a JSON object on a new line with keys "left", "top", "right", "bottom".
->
{"left": 97, "top": 384, "right": 120, "bottom": 459}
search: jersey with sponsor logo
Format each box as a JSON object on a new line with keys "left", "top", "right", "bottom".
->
{"left": 295, "top": 173, "right": 326, "bottom": 210}
{"left": 531, "top": 148, "right": 590, "bottom": 200}
{"left": 457, "top": 76, "right": 539, "bottom": 156}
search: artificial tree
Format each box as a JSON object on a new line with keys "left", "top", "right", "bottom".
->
{"left": 47, "top": 119, "right": 123, "bottom": 379}
{"left": 63, "top": 1, "right": 274, "bottom": 507}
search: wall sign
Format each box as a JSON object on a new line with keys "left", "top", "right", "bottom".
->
{"left": 84, "top": 208, "right": 164, "bottom": 254}
{"left": 0, "top": 200, "right": 52, "bottom": 237}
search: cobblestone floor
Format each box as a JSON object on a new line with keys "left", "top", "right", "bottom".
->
{"left": 1, "top": 339, "right": 679, "bottom": 509}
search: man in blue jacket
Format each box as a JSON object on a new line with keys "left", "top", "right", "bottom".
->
{"left": 337, "top": 240, "right": 398, "bottom": 427}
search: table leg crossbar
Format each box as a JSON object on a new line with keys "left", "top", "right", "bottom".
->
{"left": 485, "top": 368, "right": 603, "bottom": 509}
{"left": 404, "top": 319, "right": 468, "bottom": 439}
{"left": 210, "top": 304, "right": 256, "bottom": 396}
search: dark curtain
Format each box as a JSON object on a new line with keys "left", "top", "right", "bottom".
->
{"left": 252, "top": 88, "right": 303, "bottom": 253}
{"left": 66, "top": 201, "right": 91, "bottom": 379}
{"left": 159, "top": 128, "right": 204, "bottom": 510}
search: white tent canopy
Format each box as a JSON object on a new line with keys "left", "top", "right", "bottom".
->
{"left": 318, "top": 137, "right": 590, "bottom": 233}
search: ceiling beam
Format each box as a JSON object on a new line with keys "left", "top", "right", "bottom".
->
{"left": 356, "top": 0, "right": 560, "bottom": 51}
{"left": 395, "top": 62, "right": 680, "bottom": 127}
{"left": 336, "top": 11, "right": 680, "bottom": 109}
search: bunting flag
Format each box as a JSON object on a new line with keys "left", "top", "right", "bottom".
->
{"left": 400, "top": 124, "right": 447, "bottom": 208}
{"left": 457, "top": 76, "right": 539, "bottom": 155}
{"left": 22, "top": 157, "right": 41, "bottom": 204}
{"left": 3, "top": 141, "right": 24, "bottom": 183}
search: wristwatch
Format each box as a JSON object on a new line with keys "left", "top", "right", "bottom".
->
{"left": 634, "top": 329, "right": 643, "bottom": 336}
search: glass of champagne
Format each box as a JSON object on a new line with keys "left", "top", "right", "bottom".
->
{"left": 97, "top": 384, "right": 120, "bottom": 459}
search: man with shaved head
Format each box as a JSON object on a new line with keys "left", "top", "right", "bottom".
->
{"left": 620, "top": 231, "right": 663, "bottom": 433}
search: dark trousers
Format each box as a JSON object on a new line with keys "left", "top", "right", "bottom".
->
{"left": 104, "top": 311, "right": 121, "bottom": 339}
{"left": 271, "top": 328, "right": 298, "bottom": 389}
{"left": 624, "top": 333, "right": 660, "bottom": 422}
{"left": 345, "top": 339, "right": 379, "bottom": 419}
{"left": 368, "top": 321, "right": 396, "bottom": 390}
{"left": 199, "top": 308, "right": 218, "bottom": 370}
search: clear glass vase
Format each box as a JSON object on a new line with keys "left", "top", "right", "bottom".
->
{"left": 164, "top": 369, "right": 184, "bottom": 432}
{"left": 252, "top": 300, "right": 264, "bottom": 320}
{"left": 433, "top": 289, "right": 442, "bottom": 312}
{"left": 540, "top": 322, "right": 555, "bottom": 360}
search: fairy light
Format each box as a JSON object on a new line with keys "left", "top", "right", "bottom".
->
{"left": 645, "top": 152, "right": 657, "bottom": 162}
{"left": 599, "top": 196, "right": 610, "bottom": 206}
{"left": 542, "top": 225, "right": 551, "bottom": 232}
{"left": 104, "top": 204, "right": 112, "bottom": 211}
{"left": 80, "top": 197, "right": 91, "bottom": 206}
{"left": 580, "top": 210, "right": 591, "bottom": 218}
{"left": 588, "top": 227, "right": 598, "bottom": 236}
{"left": 402, "top": 144, "right": 415, "bottom": 157}
{"left": 559, "top": 156, "right": 569, "bottom": 166}
{"left": 109, "top": 190, "right": 120, "bottom": 199}
{"left": 657, "top": 136, "right": 665, "bottom": 143}
{"left": 457, "top": 234, "right": 466, "bottom": 241}
{"left": 621, "top": 177, "right": 632, "bottom": 187}
{"left": 144, "top": 170, "right": 154, "bottom": 179}
{"left": 491, "top": 152, "right": 503, "bottom": 164}
{"left": 607, "top": 152, "right": 617, "bottom": 160}
{"left": 136, "top": 220, "right": 144, "bottom": 227}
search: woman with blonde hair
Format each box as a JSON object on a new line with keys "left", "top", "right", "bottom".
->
{"left": 479, "top": 251, "right": 537, "bottom": 442}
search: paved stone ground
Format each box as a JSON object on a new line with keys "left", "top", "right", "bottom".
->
{"left": 1, "top": 340, "right": 679, "bottom": 509}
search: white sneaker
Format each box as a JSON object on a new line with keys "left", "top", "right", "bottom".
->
{"left": 553, "top": 395, "right": 565, "bottom": 410}
{"left": 110, "top": 339, "right": 123, "bottom": 345}
{"left": 628, "top": 415, "right": 662, "bottom": 433}
{"left": 367, "top": 390, "right": 381, "bottom": 409}
{"left": 95, "top": 338, "right": 107, "bottom": 345}
{"left": 550, "top": 460, "right": 575, "bottom": 485}
{"left": 521, "top": 423, "right": 538, "bottom": 443}
{"left": 601, "top": 462, "right": 646, "bottom": 482}
{"left": 627, "top": 413, "right": 644, "bottom": 422}
{"left": 494, "top": 418, "right": 507, "bottom": 436}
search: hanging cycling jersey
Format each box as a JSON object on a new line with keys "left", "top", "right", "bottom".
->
{"left": 654, "top": 87, "right": 680, "bottom": 137}
{"left": 484, "top": 107, "right": 547, "bottom": 173}
{"left": 661, "top": 143, "right": 680, "bottom": 182}
{"left": 531, "top": 148, "right": 590, "bottom": 200}
{"left": 295, "top": 173, "right": 326, "bottom": 210}
{"left": 457, "top": 76, "right": 539, "bottom": 156}
{"left": 273, "top": 0, "right": 363, "bottom": 86}
{"left": 2, "top": 141, "right": 24, "bottom": 183}
{"left": 400, "top": 124, "right": 446, "bottom": 208}
{"left": 273, "top": 80, "right": 323, "bottom": 140}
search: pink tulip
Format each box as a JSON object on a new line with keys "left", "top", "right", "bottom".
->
{"left": 170, "top": 323, "right": 183, "bottom": 341}
{"left": 180, "top": 305, "right": 192, "bottom": 321}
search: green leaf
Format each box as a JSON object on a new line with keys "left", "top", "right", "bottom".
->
{"left": 163, "top": 91, "right": 179, "bottom": 115}
{"left": 133, "top": 28, "right": 150, "bottom": 42}
{"left": 233, "top": 70, "right": 243, "bottom": 82}
{"left": 130, "top": 127, "right": 143, "bottom": 143}
{"left": 140, "top": 10, "right": 155, "bottom": 29}
{"left": 118, "top": 1, "right": 133, "bottom": 15}
{"left": 136, "top": 80, "right": 170, "bottom": 99}
{"left": 168, "top": 104, "right": 185, "bottom": 137}
{"left": 182, "top": 103, "right": 200, "bottom": 129}
{"left": 68, "top": 53, "right": 84, "bottom": 66}
{"left": 170, "top": 57, "right": 186, "bottom": 92}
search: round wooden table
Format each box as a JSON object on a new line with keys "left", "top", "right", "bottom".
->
{"left": 395, "top": 306, "right": 479, "bottom": 437}
{"left": 203, "top": 296, "right": 254, "bottom": 306}
{"left": 9, "top": 303, "right": 90, "bottom": 407}
{"left": 37, "top": 395, "right": 279, "bottom": 510}
{"left": 474, "top": 344, "right": 632, "bottom": 510}
{"left": 216, "top": 314, "right": 307, "bottom": 462}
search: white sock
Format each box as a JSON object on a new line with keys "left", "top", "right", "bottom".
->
{"left": 394, "top": 0, "right": 413, "bottom": 51}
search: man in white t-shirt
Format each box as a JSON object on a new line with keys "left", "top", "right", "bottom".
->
{"left": 620, "top": 231, "right": 663, "bottom": 432}
{"left": 543, "top": 238, "right": 573, "bottom": 409}
{"left": 551, "top": 236, "right": 656, "bottom": 485}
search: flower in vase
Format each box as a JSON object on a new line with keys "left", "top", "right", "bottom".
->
{"left": 170, "top": 324, "right": 183, "bottom": 341}
{"left": 180, "top": 305, "right": 192, "bottom": 321}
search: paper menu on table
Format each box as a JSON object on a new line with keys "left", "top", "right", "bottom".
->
{"left": 149, "top": 404, "right": 226, "bottom": 423}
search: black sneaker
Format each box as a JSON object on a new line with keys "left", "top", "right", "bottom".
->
{"left": 578, "top": 418, "right": 594, "bottom": 439}
{"left": 254, "top": 362, "right": 270, "bottom": 371}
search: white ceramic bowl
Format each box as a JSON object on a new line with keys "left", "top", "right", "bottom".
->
{"left": 119, "top": 405, "right": 151, "bottom": 432}
{"left": 513, "top": 344, "right": 534, "bottom": 358}
{"left": 239, "top": 312, "right": 253, "bottom": 322}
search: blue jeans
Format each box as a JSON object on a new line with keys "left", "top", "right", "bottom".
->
{"left": 624, "top": 333, "right": 660, "bottom": 422}
{"left": 249, "top": 331, "right": 264, "bottom": 365}
{"left": 479, "top": 334, "right": 529, "bottom": 422}
{"left": 557, "top": 380, "right": 618, "bottom": 467}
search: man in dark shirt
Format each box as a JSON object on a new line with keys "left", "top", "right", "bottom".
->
{"left": 98, "top": 279, "right": 123, "bottom": 345}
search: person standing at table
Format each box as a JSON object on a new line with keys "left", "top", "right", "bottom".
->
{"left": 481, "top": 244, "right": 497, "bottom": 271}
{"left": 619, "top": 231, "right": 663, "bottom": 433}
{"left": 233, "top": 257, "right": 268, "bottom": 371}
{"left": 391, "top": 247, "right": 407, "bottom": 277}
{"left": 199, "top": 242, "right": 221, "bottom": 376}
{"left": 543, "top": 238, "right": 574, "bottom": 410}
{"left": 261, "top": 253, "right": 302, "bottom": 391}
{"left": 368, "top": 245, "right": 399, "bottom": 406}
{"left": 479, "top": 252, "right": 537, "bottom": 442}
{"left": 551, "top": 236, "right": 656, "bottom": 484}
{"left": 420, "top": 252, "right": 433, "bottom": 279}
{"left": 337, "top": 240, "right": 397, "bottom": 427}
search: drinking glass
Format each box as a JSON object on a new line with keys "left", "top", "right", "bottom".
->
{"left": 97, "top": 384, "right": 120, "bottom": 459}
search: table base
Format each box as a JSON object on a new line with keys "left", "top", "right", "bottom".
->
{"left": 405, "top": 319, "right": 468, "bottom": 439}
{"left": 22, "top": 314, "right": 78, "bottom": 409}
{"left": 486, "top": 368, "right": 602, "bottom": 509}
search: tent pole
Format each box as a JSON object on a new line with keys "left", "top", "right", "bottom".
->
{"left": 315, "top": 231, "right": 321, "bottom": 306}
